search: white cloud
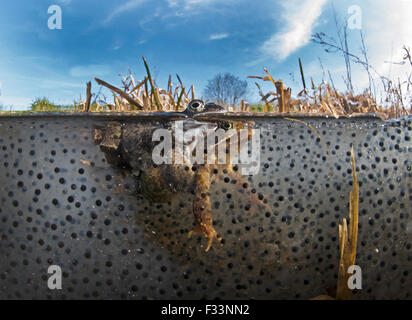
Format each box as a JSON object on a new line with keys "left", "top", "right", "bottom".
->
{"left": 40, "top": 79, "right": 84, "bottom": 89}
{"left": 351, "top": 1, "right": 412, "bottom": 99}
{"left": 209, "top": 33, "right": 229, "bottom": 40}
{"left": 261, "top": 0, "right": 327, "bottom": 61}
{"left": 57, "top": 0, "right": 72, "bottom": 5}
{"left": 167, "top": 0, "right": 179, "bottom": 7}
{"left": 167, "top": 0, "right": 218, "bottom": 11}
{"left": 69, "top": 64, "right": 112, "bottom": 78}
{"left": 105, "top": 0, "right": 146, "bottom": 24}
{"left": 185, "top": 0, "right": 214, "bottom": 5}
{"left": 360, "top": 1, "right": 411, "bottom": 77}
{"left": 314, "top": 0, "right": 412, "bottom": 95}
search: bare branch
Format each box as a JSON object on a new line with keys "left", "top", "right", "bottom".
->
{"left": 94, "top": 78, "right": 143, "bottom": 109}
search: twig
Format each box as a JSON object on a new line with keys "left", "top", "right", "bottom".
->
{"left": 254, "top": 82, "right": 270, "bottom": 112}
{"left": 85, "top": 81, "right": 92, "bottom": 112}
{"left": 176, "top": 87, "right": 185, "bottom": 111}
{"left": 143, "top": 56, "right": 162, "bottom": 111}
{"left": 299, "top": 58, "right": 307, "bottom": 93}
{"left": 336, "top": 146, "right": 359, "bottom": 300}
{"left": 94, "top": 78, "right": 143, "bottom": 109}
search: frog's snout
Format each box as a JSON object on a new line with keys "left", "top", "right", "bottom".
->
{"left": 184, "top": 99, "right": 226, "bottom": 117}
{"left": 203, "top": 102, "right": 226, "bottom": 113}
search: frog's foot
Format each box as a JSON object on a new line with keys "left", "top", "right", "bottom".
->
{"left": 188, "top": 224, "right": 222, "bottom": 252}
{"left": 187, "top": 225, "right": 202, "bottom": 239}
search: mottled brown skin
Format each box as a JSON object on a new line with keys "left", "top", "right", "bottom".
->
{"left": 94, "top": 102, "right": 266, "bottom": 252}
{"left": 190, "top": 167, "right": 221, "bottom": 252}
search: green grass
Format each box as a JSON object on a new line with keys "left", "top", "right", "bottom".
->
{"left": 0, "top": 98, "right": 77, "bottom": 115}
{"left": 249, "top": 104, "right": 274, "bottom": 112}
{"left": 30, "top": 97, "right": 75, "bottom": 112}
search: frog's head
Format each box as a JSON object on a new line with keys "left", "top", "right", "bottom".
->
{"left": 183, "top": 99, "right": 226, "bottom": 117}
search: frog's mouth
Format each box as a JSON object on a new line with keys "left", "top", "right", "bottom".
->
{"left": 199, "top": 102, "right": 226, "bottom": 114}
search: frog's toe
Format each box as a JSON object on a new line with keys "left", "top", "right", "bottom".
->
{"left": 187, "top": 225, "right": 201, "bottom": 239}
{"left": 188, "top": 224, "right": 221, "bottom": 252}
{"left": 205, "top": 234, "right": 222, "bottom": 252}
{"left": 203, "top": 225, "right": 222, "bottom": 252}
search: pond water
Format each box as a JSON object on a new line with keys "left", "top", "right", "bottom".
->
{"left": 0, "top": 115, "right": 410, "bottom": 299}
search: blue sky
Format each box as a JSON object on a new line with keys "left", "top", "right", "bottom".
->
{"left": 0, "top": 0, "right": 411, "bottom": 109}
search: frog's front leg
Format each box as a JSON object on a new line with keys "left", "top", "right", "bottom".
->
{"left": 188, "top": 166, "right": 222, "bottom": 252}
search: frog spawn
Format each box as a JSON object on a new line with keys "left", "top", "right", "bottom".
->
{"left": 0, "top": 115, "right": 411, "bottom": 299}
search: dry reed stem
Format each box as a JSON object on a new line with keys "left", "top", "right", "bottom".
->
{"left": 142, "top": 56, "right": 162, "bottom": 111}
{"left": 81, "top": 58, "right": 410, "bottom": 116}
{"left": 85, "top": 81, "right": 92, "bottom": 112}
{"left": 336, "top": 146, "right": 359, "bottom": 300}
{"left": 95, "top": 77, "right": 143, "bottom": 109}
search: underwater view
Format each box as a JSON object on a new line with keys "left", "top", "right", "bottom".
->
{"left": 0, "top": 0, "right": 411, "bottom": 310}
{"left": 0, "top": 113, "right": 411, "bottom": 301}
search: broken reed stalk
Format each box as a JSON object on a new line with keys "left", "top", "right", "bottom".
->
{"left": 176, "top": 87, "right": 185, "bottom": 111}
{"left": 85, "top": 81, "right": 92, "bottom": 112}
{"left": 142, "top": 56, "right": 162, "bottom": 111}
{"left": 176, "top": 74, "right": 183, "bottom": 87}
{"left": 250, "top": 69, "right": 291, "bottom": 113}
{"left": 88, "top": 55, "right": 409, "bottom": 116}
{"left": 336, "top": 146, "right": 359, "bottom": 300}
{"left": 168, "top": 75, "right": 172, "bottom": 93}
{"left": 112, "top": 92, "right": 120, "bottom": 110}
{"left": 143, "top": 78, "right": 150, "bottom": 111}
{"left": 310, "top": 146, "right": 359, "bottom": 301}
{"left": 130, "top": 77, "right": 148, "bottom": 94}
{"left": 299, "top": 58, "right": 307, "bottom": 93}
{"left": 255, "top": 82, "right": 270, "bottom": 112}
{"left": 94, "top": 77, "right": 143, "bottom": 110}
{"left": 264, "top": 68, "right": 289, "bottom": 113}
{"left": 275, "top": 80, "right": 286, "bottom": 113}
{"left": 191, "top": 85, "right": 195, "bottom": 101}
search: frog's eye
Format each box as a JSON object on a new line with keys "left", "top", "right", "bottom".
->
{"left": 188, "top": 100, "right": 205, "bottom": 112}
{"left": 220, "top": 122, "right": 233, "bottom": 131}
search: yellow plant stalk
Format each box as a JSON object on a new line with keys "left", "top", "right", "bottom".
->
{"left": 336, "top": 146, "right": 359, "bottom": 300}
{"left": 311, "top": 146, "right": 359, "bottom": 300}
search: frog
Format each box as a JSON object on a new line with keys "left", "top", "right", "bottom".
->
{"left": 93, "top": 100, "right": 267, "bottom": 252}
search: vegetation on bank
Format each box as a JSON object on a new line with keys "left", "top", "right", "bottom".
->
{"left": 30, "top": 97, "right": 74, "bottom": 111}
{"left": 1, "top": 27, "right": 411, "bottom": 119}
